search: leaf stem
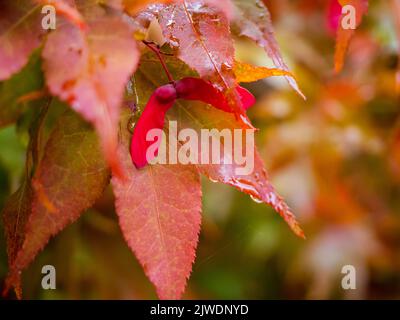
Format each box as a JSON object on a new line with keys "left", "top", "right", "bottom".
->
{"left": 143, "top": 41, "right": 174, "bottom": 83}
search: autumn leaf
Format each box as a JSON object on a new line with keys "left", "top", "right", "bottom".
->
{"left": 42, "top": 9, "right": 139, "bottom": 177}
{"left": 172, "top": 101, "right": 304, "bottom": 238}
{"left": 0, "top": 1, "right": 44, "bottom": 81}
{"left": 125, "top": 53, "right": 303, "bottom": 298}
{"left": 0, "top": 0, "right": 312, "bottom": 300}
{"left": 334, "top": 0, "right": 369, "bottom": 73}
{"left": 0, "top": 51, "right": 44, "bottom": 128}
{"left": 234, "top": 60, "right": 293, "bottom": 83}
{"left": 0, "top": 0, "right": 86, "bottom": 82}
{"left": 176, "top": 111, "right": 304, "bottom": 238}
{"left": 4, "top": 109, "right": 109, "bottom": 295}
{"left": 158, "top": 0, "right": 235, "bottom": 87}
{"left": 112, "top": 112, "right": 202, "bottom": 299}
{"left": 2, "top": 182, "right": 33, "bottom": 298}
{"left": 157, "top": 0, "right": 249, "bottom": 118}
{"left": 134, "top": 53, "right": 304, "bottom": 238}
{"left": 2, "top": 101, "right": 51, "bottom": 298}
{"left": 232, "top": 0, "right": 305, "bottom": 99}
{"left": 203, "top": 0, "right": 235, "bottom": 20}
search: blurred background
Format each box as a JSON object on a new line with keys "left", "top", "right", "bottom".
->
{"left": 1, "top": 0, "right": 400, "bottom": 299}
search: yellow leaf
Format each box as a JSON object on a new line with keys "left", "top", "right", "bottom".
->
{"left": 234, "top": 61, "right": 293, "bottom": 83}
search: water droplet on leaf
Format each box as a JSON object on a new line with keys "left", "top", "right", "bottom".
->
{"left": 127, "top": 116, "right": 137, "bottom": 133}
{"left": 250, "top": 195, "right": 263, "bottom": 204}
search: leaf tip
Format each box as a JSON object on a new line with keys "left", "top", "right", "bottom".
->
{"left": 2, "top": 272, "right": 22, "bottom": 300}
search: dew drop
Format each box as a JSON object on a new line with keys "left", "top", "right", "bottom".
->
{"left": 268, "top": 192, "right": 277, "bottom": 204}
{"left": 208, "top": 177, "right": 218, "bottom": 183}
{"left": 221, "top": 62, "right": 232, "bottom": 70}
{"left": 250, "top": 195, "right": 263, "bottom": 204}
{"left": 166, "top": 19, "right": 175, "bottom": 27}
{"left": 127, "top": 116, "right": 137, "bottom": 133}
{"left": 169, "top": 36, "right": 180, "bottom": 48}
{"left": 191, "top": 2, "right": 204, "bottom": 11}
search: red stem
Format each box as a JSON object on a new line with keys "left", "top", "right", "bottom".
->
{"left": 143, "top": 41, "right": 174, "bottom": 83}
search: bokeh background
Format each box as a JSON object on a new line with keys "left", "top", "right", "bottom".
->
{"left": 1, "top": 0, "right": 400, "bottom": 299}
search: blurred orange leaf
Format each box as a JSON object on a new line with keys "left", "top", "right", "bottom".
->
{"left": 334, "top": 0, "right": 369, "bottom": 73}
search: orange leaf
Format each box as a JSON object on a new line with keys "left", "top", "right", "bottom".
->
{"left": 334, "top": 0, "right": 369, "bottom": 73}
{"left": 234, "top": 61, "right": 293, "bottom": 83}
